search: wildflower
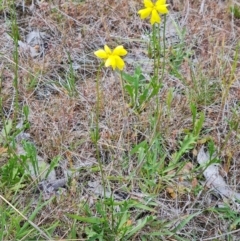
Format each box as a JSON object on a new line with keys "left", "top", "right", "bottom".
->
{"left": 94, "top": 45, "right": 127, "bottom": 70}
{"left": 138, "top": 0, "right": 169, "bottom": 25}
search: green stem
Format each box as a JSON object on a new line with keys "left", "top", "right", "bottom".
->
{"left": 95, "top": 63, "right": 106, "bottom": 199}
{"left": 152, "top": 24, "right": 158, "bottom": 78}
{"left": 160, "top": 15, "right": 167, "bottom": 84}
{"left": 156, "top": 23, "right": 161, "bottom": 81}
{"left": 120, "top": 71, "right": 127, "bottom": 117}
{"left": 11, "top": 4, "right": 20, "bottom": 129}
{"left": 155, "top": 16, "right": 167, "bottom": 133}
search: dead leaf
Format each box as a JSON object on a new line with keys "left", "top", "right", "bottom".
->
{"left": 181, "top": 162, "right": 193, "bottom": 174}
{"left": 166, "top": 187, "right": 177, "bottom": 199}
{"left": 192, "top": 148, "right": 198, "bottom": 156}
{"left": 192, "top": 178, "right": 198, "bottom": 188}
{"left": 18, "top": 30, "right": 49, "bottom": 58}
{"left": 0, "top": 147, "right": 8, "bottom": 154}
{"left": 197, "top": 146, "right": 240, "bottom": 201}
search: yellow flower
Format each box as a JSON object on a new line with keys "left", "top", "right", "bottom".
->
{"left": 94, "top": 45, "right": 127, "bottom": 70}
{"left": 138, "top": 0, "right": 169, "bottom": 25}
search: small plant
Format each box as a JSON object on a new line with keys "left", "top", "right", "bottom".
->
{"left": 130, "top": 104, "right": 204, "bottom": 195}
{"left": 8, "top": 3, "right": 20, "bottom": 128}
{"left": 209, "top": 203, "right": 240, "bottom": 231}
{"left": 68, "top": 197, "right": 155, "bottom": 241}
{"left": 130, "top": 136, "right": 166, "bottom": 193}
{"left": 94, "top": 44, "right": 128, "bottom": 216}
{"left": 0, "top": 195, "right": 56, "bottom": 240}
{"left": 221, "top": 42, "right": 240, "bottom": 108}
{"left": 122, "top": 66, "right": 160, "bottom": 112}
{"left": 168, "top": 27, "right": 191, "bottom": 74}
{"left": 230, "top": 5, "right": 240, "bottom": 19}
{"left": 63, "top": 53, "right": 78, "bottom": 97}
{"left": 21, "top": 140, "right": 59, "bottom": 181}
{"left": 0, "top": 154, "right": 26, "bottom": 190}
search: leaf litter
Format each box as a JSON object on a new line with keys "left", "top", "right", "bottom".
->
{"left": 1, "top": 0, "right": 240, "bottom": 240}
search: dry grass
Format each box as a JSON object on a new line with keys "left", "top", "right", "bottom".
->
{"left": 1, "top": 0, "right": 240, "bottom": 240}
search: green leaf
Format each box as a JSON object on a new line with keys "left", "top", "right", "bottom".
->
{"left": 23, "top": 105, "right": 29, "bottom": 120}
{"left": 45, "top": 156, "right": 60, "bottom": 179}
{"left": 230, "top": 5, "right": 240, "bottom": 19}
{"left": 0, "top": 120, "right": 12, "bottom": 144}
{"left": 172, "top": 211, "right": 201, "bottom": 232}
{"left": 67, "top": 214, "right": 104, "bottom": 224}
{"left": 125, "top": 216, "right": 154, "bottom": 239}
{"left": 173, "top": 134, "right": 196, "bottom": 163}
{"left": 193, "top": 112, "right": 204, "bottom": 137}
{"left": 124, "top": 85, "right": 134, "bottom": 99}
{"left": 17, "top": 197, "right": 54, "bottom": 239}
{"left": 147, "top": 86, "right": 159, "bottom": 100}
{"left": 190, "top": 103, "right": 197, "bottom": 127}
{"left": 139, "top": 89, "right": 149, "bottom": 105}
{"left": 134, "top": 66, "right": 142, "bottom": 76}
{"left": 117, "top": 211, "right": 129, "bottom": 230}
{"left": 130, "top": 140, "right": 147, "bottom": 155}
{"left": 122, "top": 72, "right": 135, "bottom": 83}
{"left": 129, "top": 201, "right": 156, "bottom": 213}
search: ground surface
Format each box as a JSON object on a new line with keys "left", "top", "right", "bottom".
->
{"left": 1, "top": 0, "right": 240, "bottom": 240}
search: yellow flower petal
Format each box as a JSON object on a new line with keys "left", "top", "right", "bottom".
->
{"left": 115, "top": 56, "right": 125, "bottom": 70}
{"left": 150, "top": 9, "right": 161, "bottom": 25}
{"left": 156, "top": 0, "right": 167, "bottom": 4}
{"left": 138, "top": 8, "right": 152, "bottom": 19}
{"left": 156, "top": 4, "right": 169, "bottom": 14}
{"left": 111, "top": 56, "right": 117, "bottom": 69}
{"left": 144, "top": 0, "right": 154, "bottom": 8}
{"left": 104, "top": 45, "right": 112, "bottom": 54}
{"left": 113, "top": 46, "right": 127, "bottom": 56}
{"left": 94, "top": 49, "right": 108, "bottom": 59}
{"left": 105, "top": 57, "right": 111, "bottom": 68}
{"left": 105, "top": 56, "right": 116, "bottom": 69}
